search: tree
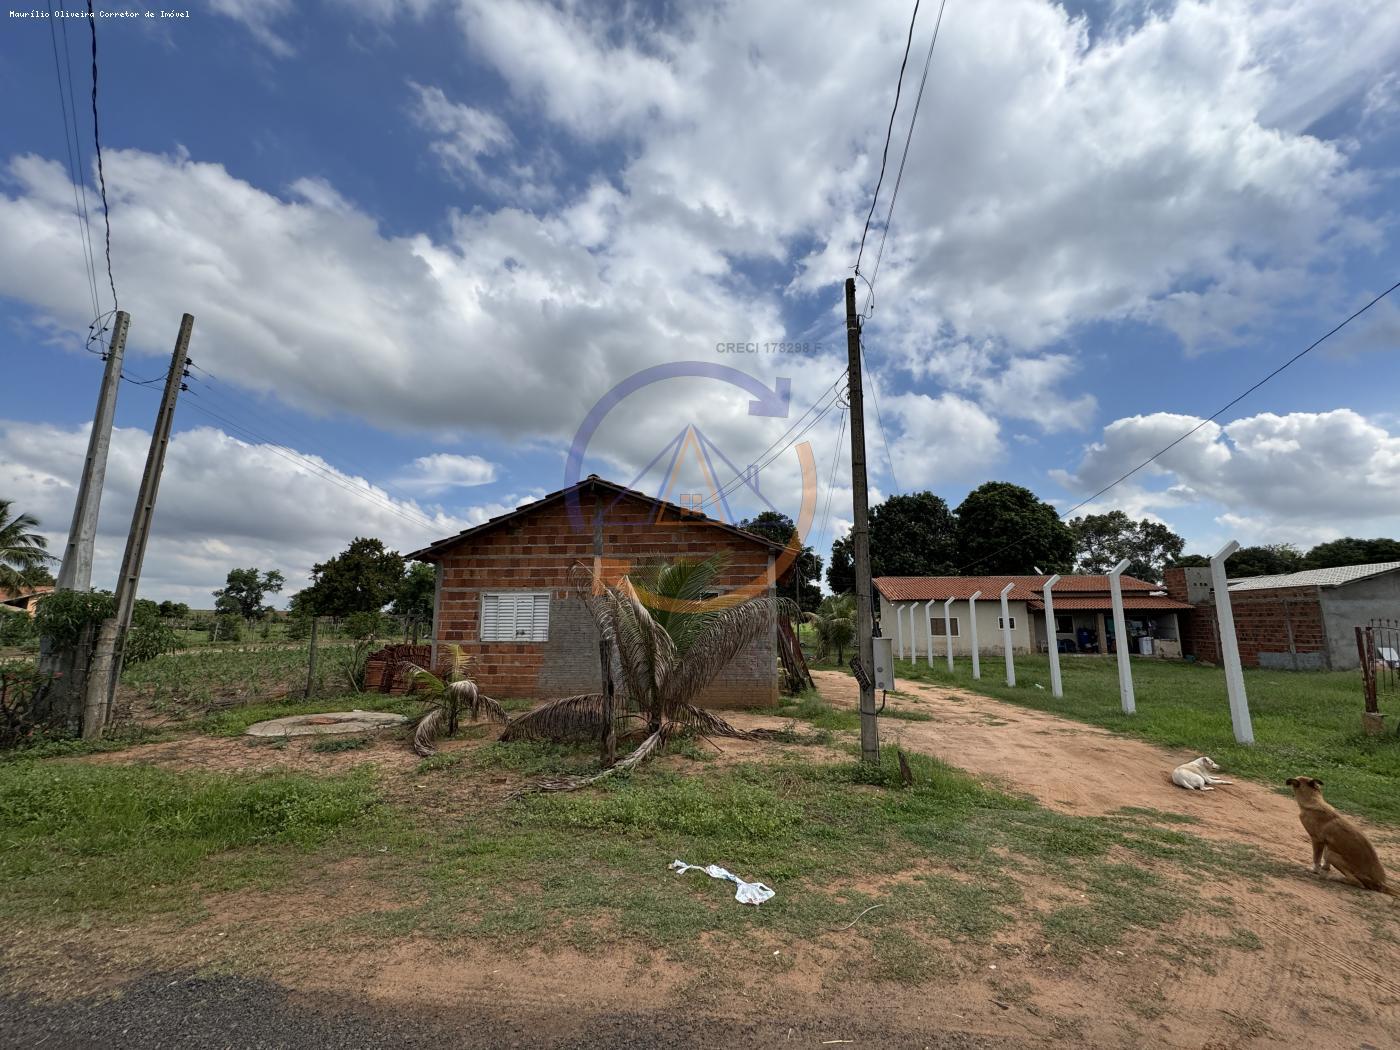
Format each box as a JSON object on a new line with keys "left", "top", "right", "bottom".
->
{"left": 157, "top": 600, "right": 190, "bottom": 619}
{"left": 1167, "top": 554, "right": 1210, "bottom": 568}
{"left": 1304, "top": 537, "right": 1400, "bottom": 569}
{"left": 805, "top": 593, "right": 855, "bottom": 664}
{"left": 0, "top": 500, "right": 54, "bottom": 592}
{"left": 391, "top": 562, "right": 437, "bottom": 641}
{"left": 502, "top": 556, "right": 789, "bottom": 789}
{"left": 297, "top": 537, "right": 404, "bottom": 617}
{"left": 738, "top": 510, "right": 824, "bottom": 613}
{"left": 954, "top": 482, "right": 1074, "bottom": 575}
{"left": 827, "top": 535, "right": 854, "bottom": 594}
{"left": 1227, "top": 544, "right": 1304, "bottom": 578}
{"left": 402, "top": 645, "right": 508, "bottom": 756}
{"left": 213, "top": 567, "right": 284, "bottom": 620}
{"left": 826, "top": 491, "right": 958, "bottom": 594}
{"left": 1068, "top": 511, "right": 1186, "bottom": 582}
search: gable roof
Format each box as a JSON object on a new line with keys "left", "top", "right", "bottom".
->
{"left": 1227, "top": 561, "right": 1400, "bottom": 592}
{"left": 407, "top": 475, "right": 785, "bottom": 562}
{"left": 875, "top": 574, "right": 1159, "bottom": 603}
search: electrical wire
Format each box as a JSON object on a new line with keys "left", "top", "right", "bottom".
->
{"left": 46, "top": 0, "right": 101, "bottom": 329}
{"left": 954, "top": 277, "right": 1400, "bottom": 574}
{"left": 863, "top": 345, "right": 900, "bottom": 492}
{"left": 86, "top": 0, "right": 118, "bottom": 311}
{"left": 863, "top": 0, "right": 950, "bottom": 315}
{"left": 853, "top": 0, "right": 923, "bottom": 276}
{"left": 812, "top": 401, "right": 849, "bottom": 564}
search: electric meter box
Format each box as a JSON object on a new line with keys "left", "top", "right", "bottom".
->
{"left": 872, "top": 636, "right": 896, "bottom": 690}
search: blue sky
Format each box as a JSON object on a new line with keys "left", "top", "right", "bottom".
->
{"left": 2, "top": 0, "right": 1399, "bottom": 604}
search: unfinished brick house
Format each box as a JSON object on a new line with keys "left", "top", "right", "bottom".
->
{"left": 1166, "top": 562, "right": 1400, "bottom": 670}
{"left": 405, "top": 476, "right": 784, "bottom": 708}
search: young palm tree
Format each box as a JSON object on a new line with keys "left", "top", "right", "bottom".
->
{"left": 0, "top": 501, "right": 53, "bottom": 593}
{"left": 805, "top": 593, "right": 855, "bottom": 663}
{"left": 503, "top": 555, "right": 791, "bottom": 789}
{"left": 402, "top": 644, "right": 509, "bottom": 756}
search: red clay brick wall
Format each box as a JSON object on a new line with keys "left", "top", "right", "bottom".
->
{"left": 432, "top": 489, "right": 778, "bottom": 707}
{"left": 364, "top": 644, "right": 432, "bottom": 694}
{"left": 1163, "top": 568, "right": 1327, "bottom": 668}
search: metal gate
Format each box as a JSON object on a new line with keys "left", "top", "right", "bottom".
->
{"left": 1356, "top": 619, "right": 1400, "bottom": 714}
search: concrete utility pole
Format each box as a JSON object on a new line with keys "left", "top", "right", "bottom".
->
{"left": 844, "top": 277, "right": 879, "bottom": 764}
{"left": 1210, "top": 540, "right": 1254, "bottom": 745}
{"left": 56, "top": 311, "right": 129, "bottom": 593}
{"left": 86, "top": 314, "right": 194, "bottom": 736}
{"left": 1108, "top": 558, "right": 1136, "bottom": 714}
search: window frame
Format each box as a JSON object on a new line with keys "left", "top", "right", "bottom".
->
{"left": 479, "top": 590, "right": 551, "bottom": 642}
{"left": 997, "top": 615, "right": 1017, "bottom": 630}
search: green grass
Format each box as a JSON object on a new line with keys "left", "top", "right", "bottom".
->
{"left": 0, "top": 762, "right": 377, "bottom": 916}
{"left": 881, "top": 654, "right": 1400, "bottom": 825}
{"left": 0, "top": 741, "right": 1283, "bottom": 975}
{"left": 311, "top": 734, "right": 373, "bottom": 753}
{"left": 121, "top": 643, "right": 358, "bottom": 713}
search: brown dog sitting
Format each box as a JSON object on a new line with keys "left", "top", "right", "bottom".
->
{"left": 1286, "top": 776, "right": 1396, "bottom": 895}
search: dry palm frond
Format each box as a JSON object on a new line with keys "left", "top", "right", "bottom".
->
{"left": 412, "top": 706, "right": 445, "bottom": 757}
{"left": 498, "top": 692, "right": 612, "bottom": 742}
{"left": 445, "top": 679, "right": 509, "bottom": 724}
{"left": 679, "top": 704, "right": 755, "bottom": 740}
{"left": 508, "top": 722, "right": 678, "bottom": 797}
{"left": 661, "top": 597, "right": 790, "bottom": 712}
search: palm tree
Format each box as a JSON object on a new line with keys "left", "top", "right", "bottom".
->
{"left": 805, "top": 593, "right": 855, "bottom": 664}
{"left": 502, "top": 555, "right": 791, "bottom": 789}
{"left": 401, "top": 644, "right": 509, "bottom": 756}
{"left": 0, "top": 501, "right": 54, "bottom": 593}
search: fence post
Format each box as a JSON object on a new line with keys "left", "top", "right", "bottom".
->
{"left": 925, "top": 598, "right": 936, "bottom": 668}
{"left": 1043, "top": 574, "right": 1063, "bottom": 698}
{"left": 1210, "top": 541, "right": 1254, "bottom": 745}
{"left": 943, "top": 596, "right": 955, "bottom": 672}
{"left": 1108, "top": 559, "right": 1136, "bottom": 714}
{"left": 969, "top": 590, "right": 982, "bottom": 679}
{"left": 304, "top": 616, "right": 320, "bottom": 699}
{"left": 1000, "top": 582, "right": 1016, "bottom": 687}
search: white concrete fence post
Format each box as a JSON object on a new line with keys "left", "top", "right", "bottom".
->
{"left": 1000, "top": 582, "right": 1016, "bottom": 687}
{"left": 893, "top": 603, "right": 904, "bottom": 663}
{"left": 1043, "top": 574, "right": 1063, "bottom": 698}
{"left": 969, "top": 590, "right": 982, "bottom": 679}
{"left": 1211, "top": 540, "right": 1255, "bottom": 745}
{"left": 943, "top": 596, "right": 955, "bottom": 672}
{"left": 925, "top": 599, "right": 936, "bottom": 668}
{"left": 1108, "top": 559, "right": 1136, "bottom": 714}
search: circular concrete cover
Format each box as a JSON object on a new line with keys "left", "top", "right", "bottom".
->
{"left": 244, "top": 710, "right": 408, "bottom": 737}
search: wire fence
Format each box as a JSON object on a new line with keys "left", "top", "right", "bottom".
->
{"left": 1356, "top": 619, "right": 1399, "bottom": 714}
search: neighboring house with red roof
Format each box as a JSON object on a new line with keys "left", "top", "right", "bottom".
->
{"left": 407, "top": 475, "right": 784, "bottom": 708}
{"left": 874, "top": 575, "right": 1193, "bottom": 658}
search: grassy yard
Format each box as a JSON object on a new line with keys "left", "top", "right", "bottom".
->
{"left": 855, "top": 653, "right": 1400, "bottom": 825}
{"left": 0, "top": 734, "right": 1277, "bottom": 976}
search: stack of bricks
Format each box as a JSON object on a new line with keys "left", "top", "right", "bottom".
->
{"left": 363, "top": 644, "right": 432, "bottom": 694}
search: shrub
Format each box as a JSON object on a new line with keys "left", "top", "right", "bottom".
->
{"left": 208, "top": 613, "right": 243, "bottom": 644}
{"left": 0, "top": 613, "right": 37, "bottom": 649}
{"left": 124, "top": 604, "right": 179, "bottom": 665}
{"left": 34, "top": 590, "right": 115, "bottom": 647}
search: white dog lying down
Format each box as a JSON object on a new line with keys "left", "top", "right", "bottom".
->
{"left": 1172, "top": 756, "right": 1234, "bottom": 791}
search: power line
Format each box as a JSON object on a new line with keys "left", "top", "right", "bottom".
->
{"left": 853, "top": 0, "right": 923, "bottom": 276}
{"left": 863, "top": 345, "right": 900, "bottom": 492}
{"left": 86, "top": 0, "right": 118, "bottom": 311}
{"left": 813, "top": 401, "right": 849, "bottom": 562}
{"left": 864, "top": 0, "right": 950, "bottom": 314}
{"left": 45, "top": 0, "right": 101, "bottom": 326}
{"left": 955, "top": 277, "right": 1400, "bottom": 573}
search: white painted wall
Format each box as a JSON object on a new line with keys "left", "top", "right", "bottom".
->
{"left": 878, "top": 595, "right": 1033, "bottom": 655}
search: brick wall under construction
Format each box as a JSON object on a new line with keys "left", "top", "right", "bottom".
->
{"left": 1164, "top": 568, "right": 1328, "bottom": 669}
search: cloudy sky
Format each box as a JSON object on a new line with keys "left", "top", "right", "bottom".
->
{"left": 2, "top": 0, "right": 1398, "bottom": 604}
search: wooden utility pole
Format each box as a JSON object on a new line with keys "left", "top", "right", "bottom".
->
{"left": 57, "top": 311, "right": 129, "bottom": 593}
{"left": 85, "top": 314, "right": 193, "bottom": 736}
{"left": 844, "top": 277, "right": 880, "bottom": 763}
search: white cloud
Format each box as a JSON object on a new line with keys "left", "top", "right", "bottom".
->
{"left": 210, "top": 0, "right": 295, "bottom": 56}
{"left": 0, "top": 420, "right": 529, "bottom": 604}
{"left": 884, "top": 392, "right": 1003, "bottom": 489}
{"left": 407, "top": 81, "right": 538, "bottom": 196}
{"left": 1057, "top": 408, "right": 1400, "bottom": 543}
{"left": 401, "top": 452, "right": 498, "bottom": 492}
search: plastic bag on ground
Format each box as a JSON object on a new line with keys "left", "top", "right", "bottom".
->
{"left": 670, "top": 859, "right": 775, "bottom": 905}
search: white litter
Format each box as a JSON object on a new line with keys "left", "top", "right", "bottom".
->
{"left": 670, "top": 859, "right": 775, "bottom": 905}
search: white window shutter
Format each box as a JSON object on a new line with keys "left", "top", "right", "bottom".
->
{"left": 480, "top": 592, "right": 550, "bottom": 641}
